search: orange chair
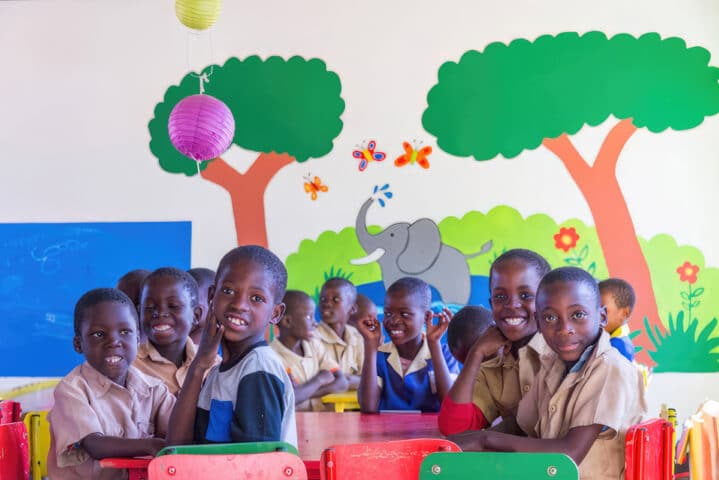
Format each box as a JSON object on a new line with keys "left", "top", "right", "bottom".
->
{"left": 0, "top": 421, "right": 30, "bottom": 479}
{"left": 320, "top": 438, "right": 461, "bottom": 480}
{"left": 625, "top": 418, "right": 674, "bottom": 480}
{"left": 147, "top": 452, "right": 307, "bottom": 479}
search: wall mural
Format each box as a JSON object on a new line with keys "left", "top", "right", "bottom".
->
{"left": 149, "top": 31, "right": 719, "bottom": 372}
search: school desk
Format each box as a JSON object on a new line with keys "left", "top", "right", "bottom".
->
{"left": 320, "top": 391, "right": 360, "bottom": 412}
{"left": 296, "top": 411, "right": 441, "bottom": 461}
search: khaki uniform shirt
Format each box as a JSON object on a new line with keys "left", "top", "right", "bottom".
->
{"left": 316, "top": 322, "right": 364, "bottom": 378}
{"left": 270, "top": 338, "right": 339, "bottom": 411}
{"left": 133, "top": 340, "right": 218, "bottom": 395}
{"left": 48, "top": 363, "right": 176, "bottom": 480}
{"left": 472, "top": 333, "right": 549, "bottom": 423}
{"left": 517, "top": 331, "right": 647, "bottom": 480}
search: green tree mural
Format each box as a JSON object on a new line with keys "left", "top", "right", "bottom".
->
{"left": 149, "top": 56, "right": 345, "bottom": 246}
{"left": 422, "top": 31, "right": 719, "bottom": 363}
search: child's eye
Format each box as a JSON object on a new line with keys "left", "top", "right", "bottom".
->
{"left": 400, "top": 312, "right": 410, "bottom": 318}
{"left": 542, "top": 314, "right": 558, "bottom": 323}
{"left": 169, "top": 304, "right": 181, "bottom": 310}
{"left": 572, "top": 311, "right": 588, "bottom": 320}
{"left": 120, "top": 329, "right": 132, "bottom": 335}
{"left": 492, "top": 294, "right": 507, "bottom": 303}
{"left": 520, "top": 292, "right": 534, "bottom": 301}
{"left": 91, "top": 331, "right": 104, "bottom": 338}
{"left": 333, "top": 296, "right": 340, "bottom": 303}
{"left": 251, "top": 294, "right": 265, "bottom": 303}
{"left": 384, "top": 311, "right": 394, "bottom": 319}
{"left": 221, "top": 287, "right": 234, "bottom": 295}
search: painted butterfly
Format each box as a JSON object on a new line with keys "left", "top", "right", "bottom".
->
{"left": 395, "top": 140, "right": 431, "bottom": 169}
{"left": 352, "top": 140, "right": 386, "bottom": 171}
{"left": 303, "top": 174, "right": 328, "bottom": 201}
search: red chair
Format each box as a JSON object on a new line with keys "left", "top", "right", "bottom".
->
{"left": 0, "top": 421, "right": 30, "bottom": 480}
{"left": 0, "top": 400, "right": 22, "bottom": 423}
{"left": 320, "top": 438, "right": 461, "bottom": 480}
{"left": 625, "top": 418, "right": 674, "bottom": 480}
{"left": 99, "top": 457, "right": 152, "bottom": 480}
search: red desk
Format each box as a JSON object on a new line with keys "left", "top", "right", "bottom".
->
{"left": 296, "top": 412, "right": 441, "bottom": 461}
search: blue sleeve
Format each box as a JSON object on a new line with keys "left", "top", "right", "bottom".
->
{"left": 441, "top": 343, "right": 460, "bottom": 374}
{"left": 231, "top": 371, "right": 285, "bottom": 442}
{"left": 610, "top": 336, "right": 635, "bottom": 362}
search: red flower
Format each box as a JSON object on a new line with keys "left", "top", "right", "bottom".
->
{"left": 554, "top": 227, "right": 580, "bottom": 252}
{"left": 676, "top": 261, "right": 699, "bottom": 284}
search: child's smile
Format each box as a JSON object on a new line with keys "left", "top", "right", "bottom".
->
{"left": 490, "top": 259, "right": 542, "bottom": 343}
{"left": 141, "top": 275, "right": 194, "bottom": 347}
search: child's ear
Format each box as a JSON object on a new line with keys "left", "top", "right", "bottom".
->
{"left": 270, "top": 302, "right": 286, "bottom": 325}
{"left": 207, "top": 284, "right": 216, "bottom": 304}
{"left": 619, "top": 306, "right": 631, "bottom": 321}
{"left": 598, "top": 305, "right": 608, "bottom": 329}
{"left": 193, "top": 305, "right": 204, "bottom": 325}
{"left": 73, "top": 336, "right": 83, "bottom": 354}
{"left": 349, "top": 302, "right": 358, "bottom": 315}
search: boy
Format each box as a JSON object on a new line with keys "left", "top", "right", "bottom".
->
{"left": 599, "top": 278, "right": 636, "bottom": 361}
{"left": 439, "top": 249, "right": 551, "bottom": 435}
{"left": 450, "top": 267, "right": 646, "bottom": 479}
{"left": 357, "top": 277, "right": 459, "bottom": 412}
{"left": 271, "top": 290, "right": 348, "bottom": 411}
{"left": 134, "top": 267, "right": 214, "bottom": 395}
{"left": 48, "top": 288, "right": 175, "bottom": 480}
{"left": 117, "top": 269, "right": 150, "bottom": 341}
{"left": 188, "top": 267, "right": 216, "bottom": 345}
{"left": 167, "top": 246, "right": 297, "bottom": 446}
{"left": 348, "top": 293, "right": 378, "bottom": 330}
{"left": 317, "top": 277, "right": 364, "bottom": 389}
{"left": 446, "top": 305, "right": 495, "bottom": 365}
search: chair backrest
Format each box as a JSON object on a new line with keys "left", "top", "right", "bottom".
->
{"left": 0, "top": 421, "right": 30, "bottom": 480}
{"left": 418, "top": 452, "right": 579, "bottom": 479}
{"left": 23, "top": 410, "right": 51, "bottom": 480}
{"left": 147, "top": 452, "right": 307, "bottom": 480}
{"left": 0, "top": 400, "right": 22, "bottom": 423}
{"left": 625, "top": 418, "right": 674, "bottom": 480}
{"left": 320, "top": 438, "right": 461, "bottom": 480}
{"left": 157, "top": 440, "right": 299, "bottom": 457}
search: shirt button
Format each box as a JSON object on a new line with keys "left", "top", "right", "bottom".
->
{"left": 549, "top": 405, "right": 557, "bottom": 413}
{"left": 522, "top": 384, "right": 530, "bottom": 393}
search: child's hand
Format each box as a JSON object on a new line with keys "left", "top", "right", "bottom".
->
{"left": 446, "top": 430, "right": 487, "bottom": 452}
{"left": 357, "top": 316, "right": 382, "bottom": 345}
{"left": 426, "top": 307, "right": 452, "bottom": 343}
{"left": 146, "top": 438, "right": 167, "bottom": 456}
{"left": 317, "top": 370, "right": 335, "bottom": 386}
{"left": 195, "top": 301, "right": 223, "bottom": 369}
{"left": 466, "top": 326, "right": 510, "bottom": 364}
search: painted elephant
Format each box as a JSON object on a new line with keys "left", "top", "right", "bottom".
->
{"left": 351, "top": 196, "right": 492, "bottom": 305}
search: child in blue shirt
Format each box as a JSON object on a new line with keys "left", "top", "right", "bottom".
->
{"left": 598, "top": 278, "right": 636, "bottom": 361}
{"left": 357, "top": 277, "right": 458, "bottom": 412}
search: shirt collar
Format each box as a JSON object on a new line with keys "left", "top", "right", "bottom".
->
{"left": 378, "top": 336, "right": 432, "bottom": 377}
{"left": 610, "top": 324, "right": 631, "bottom": 338}
{"left": 137, "top": 339, "right": 196, "bottom": 365}
{"left": 272, "top": 338, "right": 315, "bottom": 359}
{"left": 80, "top": 362, "right": 153, "bottom": 398}
{"left": 317, "top": 322, "right": 347, "bottom": 346}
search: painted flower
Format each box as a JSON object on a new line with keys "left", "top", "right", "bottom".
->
{"left": 676, "top": 261, "right": 699, "bottom": 284}
{"left": 554, "top": 227, "right": 580, "bottom": 252}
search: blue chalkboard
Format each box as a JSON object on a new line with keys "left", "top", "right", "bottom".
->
{"left": 0, "top": 222, "right": 192, "bottom": 376}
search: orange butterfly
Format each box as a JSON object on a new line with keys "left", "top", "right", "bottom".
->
{"left": 395, "top": 141, "right": 432, "bottom": 169}
{"left": 303, "top": 174, "right": 328, "bottom": 200}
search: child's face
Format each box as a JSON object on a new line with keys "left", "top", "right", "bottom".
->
{"left": 600, "top": 290, "right": 629, "bottom": 334}
{"left": 319, "top": 283, "right": 356, "bottom": 326}
{"left": 286, "top": 298, "right": 317, "bottom": 341}
{"left": 383, "top": 290, "right": 430, "bottom": 346}
{"left": 140, "top": 275, "right": 196, "bottom": 349}
{"left": 536, "top": 280, "right": 607, "bottom": 365}
{"left": 489, "top": 259, "right": 542, "bottom": 343}
{"left": 210, "top": 259, "right": 284, "bottom": 345}
{"left": 73, "top": 301, "right": 139, "bottom": 385}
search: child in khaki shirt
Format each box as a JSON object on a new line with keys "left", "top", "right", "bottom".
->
{"left": 48, "top": 288, "right": 175, "bottom": 480}
{"left": 451, "top": 267, "right": 646, "bottom": 480}
{"left": 134, "top": 267, "right": 217, "bottom": 395}
{"left": 270, "top": 290, "right": 348, "bottom": 411}
{"left": 439, "top": 249, "right": 551, "bottom": 435}
{"left": 316, "top": 277, "right": 364, "bottom": 389}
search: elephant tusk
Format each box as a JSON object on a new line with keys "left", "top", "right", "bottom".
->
{"left": 350, "top": 248, "right": 386, "bottom": 265}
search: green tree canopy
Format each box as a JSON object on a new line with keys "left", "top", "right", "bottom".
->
{"left": 149, "top": 55, "right": 345, "bottom": 175}
{"left": 422, "top": 31, "right": 719, "bottom": 159}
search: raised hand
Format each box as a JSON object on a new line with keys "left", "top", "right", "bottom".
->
{"left": 466, "top": 326, "right": 511, "bottom": 364}
{"left": 195, "top": 300, "right": 223, "bottom": 369}
{"left": 357, "top": 316, "right": 382, "bottom": 345}
{"left": 426, "top": 307, "right": 452, "bottom": 343}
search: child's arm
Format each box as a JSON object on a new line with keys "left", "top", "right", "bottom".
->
{"left": 292, "top": 370, "right": 336, "bottom": 404}
{"left": 166, "top": 312, "right": 224, "bottom": 445}
{"left": 80, "top": 434, "right": 165, "bottom": 459}
{"left": 357, "top": 317, "right": 382, "bottom": 413}
{"left": 425, "top": 308, "right": 453, "bottom": 401}
{"left": 346, "top": 374, "right": 361, "bottom": 391}
{"left": 448, "top": 327, "right": 509, "bottom": 403}
{"left": 312, "top": 371, "right": 349, "bottom": 397}
{"left": 449, "top": 424, "right": 604, "bottom": 465}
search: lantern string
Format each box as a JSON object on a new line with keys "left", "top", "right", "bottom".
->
{"left": 185, "top": 29, "right": 215, "bottom": 94}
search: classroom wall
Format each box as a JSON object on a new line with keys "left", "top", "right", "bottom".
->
{"left": 1, "top": 0, "right": 719, "bottom": 419}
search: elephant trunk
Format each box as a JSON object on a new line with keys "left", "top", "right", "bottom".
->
{"left": 352, "top": 197, "right": 385, "bottom": 265}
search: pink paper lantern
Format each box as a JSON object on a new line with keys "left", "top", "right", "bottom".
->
{"left": 168, "top": 94, "right": 235, "bottom": 161}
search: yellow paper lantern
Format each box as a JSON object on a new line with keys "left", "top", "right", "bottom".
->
{"left": 175, "top": 0, "right": 222, "bottom": 30}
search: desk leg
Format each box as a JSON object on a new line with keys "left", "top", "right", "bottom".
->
{"left": 334, "top": 403, "right": 345, "bottom": 413}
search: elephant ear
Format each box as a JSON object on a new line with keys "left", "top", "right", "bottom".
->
{"left": 398, "top": 218, "right": 442, "bottom": 274}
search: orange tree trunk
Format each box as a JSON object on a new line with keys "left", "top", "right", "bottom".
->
{"left": 200, "top": 152, "right": 294, "bottom": 247}
{"left": 543, "top": 119, "right": 660, "bottom": 365}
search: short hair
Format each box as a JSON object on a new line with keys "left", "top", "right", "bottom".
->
{"left": 490, "top": 249, "right": 551, "bottom": 285}
{"left": 74, "top": 288, "right": 138, "bottom": 336}
{"left": 283, "top": 290, "right": 314, "bottom": 315}
{"left": 216, "top": 245, "right": 287, "bottom": 303}
{"left": 322, "top": 277, "right": 358, "bottom": 303}
{"left": 538, "top": 267, "right": 600, "bottom": 307}
{"left": 356, "top": 293, "right": 375, "bottom": 311}
{"left": 116, "top": 269, "right": 151, "bottom": 303}
{"left": 144, "top": 267, "right": 199, "bottom": 307}
{"left": 447, "top": 306, "right": 494, "bottom": 351}
{"left": 599, "top": 278, "right": 636, "bottom": 312}
{"left": 188, "top": 267, "right": 216, "bottom": 288}
{"left": 386, "top": 277, "right": 432, "bottom": 310}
